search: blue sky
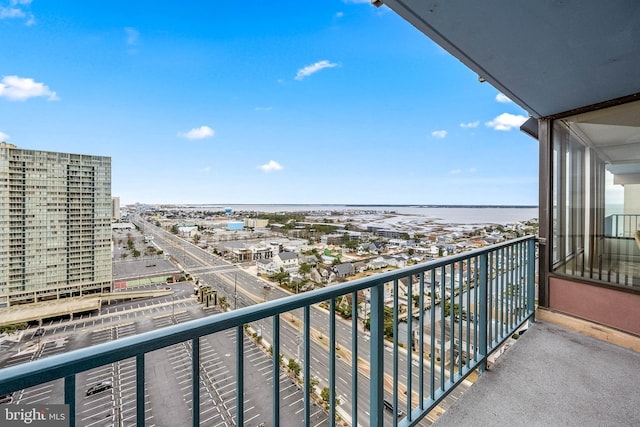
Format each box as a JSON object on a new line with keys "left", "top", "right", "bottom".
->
{"left": 1, "top": 0, "right": 537, "bottom": 206}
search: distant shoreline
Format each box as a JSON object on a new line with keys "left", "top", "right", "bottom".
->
{"left": 154, "top": 203, "right": 538, "bottom": 209}
{"left": 345, "top": 204, "right": 538, "bottom": 209}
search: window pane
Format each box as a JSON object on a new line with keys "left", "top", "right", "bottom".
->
{"left": 551, "top": 100, "right": 640, "bottom": 288}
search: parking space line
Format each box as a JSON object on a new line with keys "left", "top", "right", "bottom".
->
{"left": 283, "top": 391, "right": 299, "bottom": 401}
{"left": 245, "top": 412, "right": 260, "bottom": 424}
{"left": 23, "top": 395, "right": 51, "bottom": 404}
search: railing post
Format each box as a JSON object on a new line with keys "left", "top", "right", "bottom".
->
{"left": 351, "top": 291, "right": 359, "bottom": 427}
{"left": 236, "top": 325, "right": 244, "bottom": 426}
{"left": 136, "top": 354, "right": 145, "bottom": 427}
{"left": 369, "top": 282, "right": 384, "bottom": 427}
{"left": 329, "top": 298, "right": 336, "bottom": 427}
{"left": 192, "top": 337, "right": 200, "bottom": 427}
{"left": 272, "top": 315, "right": 280, "bottom": 427}
{"left": 527, "top": 238, "right": 536, "bottom": 320}
{"left": 478, "top": 252, "right": 488, "bottom": 374}
{"left": 304, "top": 306, "right": 311, "bottom": 426}
{"left": 64, "top": 375, "right": 75, "bottom": 427}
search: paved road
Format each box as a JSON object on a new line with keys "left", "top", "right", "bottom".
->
{"left": 134, "top": 216, "right": 469, "bottom": 426}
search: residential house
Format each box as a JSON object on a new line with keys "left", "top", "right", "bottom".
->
{"left": 333, "top": 262, "right": 355, "bottom": 278}
{"left": 357, "top": 242, "right": 379, "bottom": 256}
{"left": 353, "top": 261, "right": 367, "bottom": 274}
{"left": 383, "top": 255, "right": 407, "bottom": 269}
{"left": 273, "top": 251, "right": 299, "bottom": 273}
{"left": 177, "top": 223, "right": 197, "bottom": 237}
{"left": 367, "top": 257, "right": 388, "bottom": 270}
{"left": 256, "top": 258, "right": 278, "bottom": 276}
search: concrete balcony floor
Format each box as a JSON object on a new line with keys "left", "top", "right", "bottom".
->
{"left": 435, "top": 310, "right": 640, "bottom": 426}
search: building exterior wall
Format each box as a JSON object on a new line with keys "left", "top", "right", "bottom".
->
{"left": 244, "top": 218, "right": 268, "bottom": 228}
{"left": 227, "top": 221, "right": 244, "bottom": 231}
{"left": 0, "top": 144, "right": 112, "bottom": 306}
{"left": 549, "top": 276, "right": 640, "bottom": 336}
{"left": 112, "top": 196, "right": 120, "bottom": 221}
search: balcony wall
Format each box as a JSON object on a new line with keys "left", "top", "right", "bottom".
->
{"left": 549, "top": 276, "right": 640, "bottom": 336}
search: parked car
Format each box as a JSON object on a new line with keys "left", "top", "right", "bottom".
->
{"left": 34, "top": 328, "right": 45, "bottom": 336}
{"left": 0, "top": 394, "right": 12, "bottom": 404}
{"left": 86, "top": 381, "right": 112, "bottom": 396}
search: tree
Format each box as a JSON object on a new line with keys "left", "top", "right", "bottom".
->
{"left": 288, "top": 358, "right": 301, "bottom": 377}
{"left": 443, "top": 300, "right": 466, "bottom": 319}
{"left": 309, "top": 376, "right": 319, "bottom": 396}
{"left": 272, "top": 268, "right": 290, "bottom": 286}
{"left": 364, "top": 305, "right": 395, "bottom": 338}
{"left": 127, "top": 236, "right": 135, "bottom": 250}
{"left": 0, "top": 322, "right": 28, "bottom": 334}
{"left": 321, "top": 387, "right": 341, "bottom": 409}
{"left": 299, "top": 263, "right": 311, "bottom": 276}
{"left": 344, "top": 239, "right": 358, "bottom": 250}
{"left": 193, "top": 234, "right": 201, "bottom": 244}
{"left": 170, "top": 224, "right": 179, "bottom": 234}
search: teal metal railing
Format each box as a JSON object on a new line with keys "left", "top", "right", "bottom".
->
{"left": 0, "top": 236, "right": 536, "bottom": 427}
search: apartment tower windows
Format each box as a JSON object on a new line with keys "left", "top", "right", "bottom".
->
{"left": 0, "top": 143, "right": 112, "bottom": 307}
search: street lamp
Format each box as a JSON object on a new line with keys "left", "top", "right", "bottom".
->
{"left": 234, "top": 273, "right": 237, "bottom": 310}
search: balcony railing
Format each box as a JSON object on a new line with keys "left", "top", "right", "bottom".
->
{"left": 0, "top": 236, "right": 536, "bottom": 427}
{"left": 605, "top": 214, "right": 640, "bottom": 238}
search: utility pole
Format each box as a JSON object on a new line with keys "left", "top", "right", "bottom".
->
{"left": 234, "top": 273, "right": 237, "bottom": 310}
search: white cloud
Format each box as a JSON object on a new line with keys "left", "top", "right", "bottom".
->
{"left": 258, "top": 160, "right": 283, "bottom": 172}
{"left": 178, "top": 125, "right": 215, "bottom": 140}
{"left": 295, "top": 60, "right": 338, "bottom": 81}
{"left": 255, "top": 106, "right": 272, "bottom": 111}
{"left": 335, "top": 11, "right": 344, "bottom": 18}
{"left": 0, "top": 131, "right": 9, "bottom": 140}
{"left": 496, "top": 93, "right": 513, "bottom": 103}
{"left": 1, "top": 1, "right": 34, "bottom": 25}
{"left": 468, "top": 167, "right": 477, "bottom": 173}
{"left": 125, "top": 27, "right": 139, "bottom": 45}
{"left": 449, "top": 169, "right": 462, "bottom": 174}
{"left": 485, "top": 113, "right": 527, "bottom": 131}
{"left": 0, "top": 75, "right": 58, "bottom": 101}
{"left": 198, "top": 166, "right": 211, "bottom": 174}
{"left": 460, "top": 121, "right": 479, "bottom": 129}
{"left": 0, "top": 6, "right": 23, "bottom": 18}
{"left": 431, "top": 130, "right": 447, "bottom": 139}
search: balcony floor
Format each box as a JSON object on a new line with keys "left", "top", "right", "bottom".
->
{"left": 435, "top": 313, "right": 640, "bottom": 426}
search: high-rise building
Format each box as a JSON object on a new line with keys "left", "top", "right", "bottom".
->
{"left": 112, "top": 196, "right": 120, "bottom": 222}
{"left": 0, "top": 143, "right": 112, "bottom": 307}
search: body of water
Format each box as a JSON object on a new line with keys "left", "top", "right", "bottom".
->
{"left": 172, "top": 204, "right": 539, "bottom": 225}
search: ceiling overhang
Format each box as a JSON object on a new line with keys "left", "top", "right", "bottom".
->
{"left": 379, "top": 0, "right": 640, "bottom": 119}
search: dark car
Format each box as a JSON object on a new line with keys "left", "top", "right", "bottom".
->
{"left": 86, "top": 381, "right": 112, "bottom": 396}
{"left": 0, "top": 394, "right": 12, "bottom": 404}
{"left": 383, "top": 399, "right": 406, "bottom": 418}
{"left": 34, "top": 328, "right": 45, "bottom": 336}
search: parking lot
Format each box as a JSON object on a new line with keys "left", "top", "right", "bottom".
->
{"left": 0, "top": 295, "right": 328, "bottom": 426}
